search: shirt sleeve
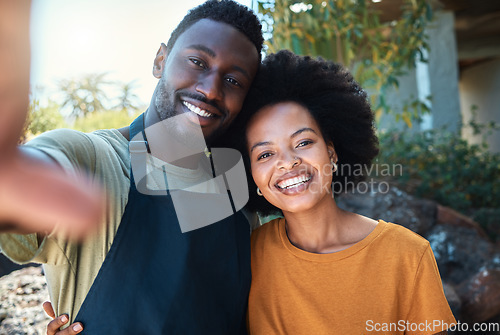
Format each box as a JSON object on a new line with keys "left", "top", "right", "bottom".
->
{"left": 405, "top": 244, "right": 457, "bottom": 334}
{"left": 0, "top": 129, "right": 97, "bottom": 265}
{"left": 25, "top": 128, "right": 97, "bottom": 177}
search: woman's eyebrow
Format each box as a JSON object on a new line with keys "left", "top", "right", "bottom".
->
{"left": 291, "top": 128, "right": 316, "bottom": 138}
{"left": 249, "top": 128, "right": 316, "bottom": 153}
{"left": 250, "top": 141, "right": 272, "bottom": 154}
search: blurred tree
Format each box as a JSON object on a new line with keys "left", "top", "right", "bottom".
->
{"left": 58, "top": 73, "right": 110, "bottom": 118}
{"left": 115, "top": 80, "right": 141, "bottom": 112}
{"left": 257, "top": 0, "right": 434, "bottom": 127}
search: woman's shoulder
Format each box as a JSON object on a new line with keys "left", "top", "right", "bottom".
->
{"left": 376, "top": 220, "right": 431, "bottom": 254}
{"left": 252, "top": 217, "right": 280, "bottom": 235}
{"left": 251, "top": 218, "right": 282, "bottom": 247}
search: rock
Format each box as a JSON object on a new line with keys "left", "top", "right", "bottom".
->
{"left": 0, "top": 266, "right": 51, "bottom": 335}
{"left": 437, "top": 205, "right": 488, "bottom": 238}
{"left": 457, "top": 268, "right": 500, "bottom": 323}
{"left": 336, "top": 182, "right": 437, "bottom": 236}
{"left": 426, "top": 224, "right": 493, "bottom": 285}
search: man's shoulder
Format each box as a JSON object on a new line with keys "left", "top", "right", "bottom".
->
{"left": 27, "top": 128, "right": 127, "bottom": 155}
{"left": 25, "top": 128, "right": 130, "bottom": 176}
{"left": 91, "top": 129, "right": 129, "bottom": 152}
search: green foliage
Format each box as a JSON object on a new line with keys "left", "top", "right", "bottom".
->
{"left": 28, "top": 99, "right": 67, "bottom": 135}
{"left": 20, "top": 96, "right": 67, "bottom": 143}
{"left": 70, "top": 109, "right": 141, "bottom": 133}
{"left": 470, "top": 208, "right": 500, "bottom": 242}
{"left": 257, "top": 0, "right": 433, "bottom": 126}
{"left": 378, "top": 127, "right": 500, "bottom": 212}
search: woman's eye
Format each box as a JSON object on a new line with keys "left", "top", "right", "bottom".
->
{"left": 297, "top": 140, "right": 313, "bottom": 148}
{"left": 257, "top": 152, "right": 272, "bottom": 160}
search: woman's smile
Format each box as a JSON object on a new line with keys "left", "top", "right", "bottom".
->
{"left": 246, "top": 101, "right": 336, "bottom": 213}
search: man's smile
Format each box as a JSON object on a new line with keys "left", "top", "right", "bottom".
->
{"left": 182, "top": 100, "right": 216, "bottom": 118}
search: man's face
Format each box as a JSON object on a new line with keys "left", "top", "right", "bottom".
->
{"left": 153, "top": 19, "right": 259, "bottom": 144}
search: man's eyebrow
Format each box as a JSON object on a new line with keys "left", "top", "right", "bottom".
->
{"left": 187, "top": 44, "right": 216, "bottom": 58}
{"left": 187, "top": 44, "right": 251, "bottom": 81}
{"left": 250, "top": 141, "right": 272, "bottom": 154}
{"left": 291, "top": 127, "right": 317, "bottom": 138}
{"left": 233, "top": 65, "right": 251, "bottom": 81}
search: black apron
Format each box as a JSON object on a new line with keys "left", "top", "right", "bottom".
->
{"left": 74, "top": 114, "right": 251, "bottom": 334}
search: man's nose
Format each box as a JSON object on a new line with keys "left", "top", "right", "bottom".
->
{"left": 195, "top": 72, "right": 223, "bottom": 102}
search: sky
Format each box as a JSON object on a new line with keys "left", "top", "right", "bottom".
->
{"left": 30, "top": 0, "right": 254, "bottom": 108}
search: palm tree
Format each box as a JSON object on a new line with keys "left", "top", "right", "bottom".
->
{"left": 115, "top": 80, "right": 141, "bottom": 113}
{"left": 58, "top": 73, "right": 110, "bottom": 118}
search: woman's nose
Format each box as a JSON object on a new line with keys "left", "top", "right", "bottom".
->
{"left": 277, "top": 152, "right": 301, "bottom": 170}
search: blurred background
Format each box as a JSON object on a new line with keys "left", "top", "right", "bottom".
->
{"left": 2, "top": 0, "right": 500, "bottom": 334}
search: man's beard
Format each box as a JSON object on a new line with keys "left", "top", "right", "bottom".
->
{"left": 154, "top": 81, "right": 226, "bottom": 147}
{"left": 153, "top": 82, "right": 220, "bottom": 162}
{"left": 154, "top": 79, "right": 176, "bottom": 122}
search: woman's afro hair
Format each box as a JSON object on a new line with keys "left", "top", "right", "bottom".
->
{"left": 223, "top": 50, "right": 380, "bottom": 216}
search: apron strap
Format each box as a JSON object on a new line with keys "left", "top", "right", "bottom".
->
{"left": 128, "top": 113, "right": 166, "bottom": 194}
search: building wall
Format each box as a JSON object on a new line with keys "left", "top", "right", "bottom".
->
{"left": 377, "top": 67, "right": 421, "bottom": 132}
{"left": 379, "top": 11, "right": 461, "bottom": 133}
{"left": 460, "top": 58, "right": 500, "bottom": 153}
{"left": 427, "top": 11, "right": 462, "bottom": 132}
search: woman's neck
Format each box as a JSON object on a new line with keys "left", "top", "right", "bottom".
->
{"left": 282, "top": 195, "right": 376, "bottom": 254}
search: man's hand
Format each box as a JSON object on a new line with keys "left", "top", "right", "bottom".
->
{"left": 43, "top": 301, "right": 83, "bottom": 335}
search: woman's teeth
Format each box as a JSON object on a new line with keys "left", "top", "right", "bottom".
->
{"left": 183, "top": 101, "right": 214, "bottom": 118}
{"left": 277, "top": 175, "right": 311, "bottom": 189}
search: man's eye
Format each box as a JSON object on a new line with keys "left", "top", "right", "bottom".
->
{"left": 225, "top": 77, "right": 241, "bottom": 87}
{"left": 297, "top": 140, "right": 313, "bottom": 148}
{"left": 189, "top": 58, "right": 205, "bottom": 68}
{"left": 257, "top": 152, "right": 272, "bottom": 160}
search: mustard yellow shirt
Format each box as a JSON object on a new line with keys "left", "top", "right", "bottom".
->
{"left": 248, "top": 219, "right": 456, "bottom": 335}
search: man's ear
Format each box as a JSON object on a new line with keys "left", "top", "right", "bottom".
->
{"left": 153, "top": 43, "right": 168, "bottom": 79}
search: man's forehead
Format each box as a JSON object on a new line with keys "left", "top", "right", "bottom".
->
{"left": 173, "top": 19, "right": 252, "bottom": 54}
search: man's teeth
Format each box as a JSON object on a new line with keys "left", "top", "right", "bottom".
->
{"left": 277, "top": 175, "right": 311, "bottom": 189}
{"left": 183, "top": 101, "right": 214, "bottom": 118}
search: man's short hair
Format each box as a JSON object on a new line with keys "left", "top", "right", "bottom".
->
{"left": 166, "top": 0, "right": 263, "bottom": 61}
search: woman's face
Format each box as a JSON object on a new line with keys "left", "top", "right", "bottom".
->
{"left": 246, "top": 101, "right": 336, "bottom": 213}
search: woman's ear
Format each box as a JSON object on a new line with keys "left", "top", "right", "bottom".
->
{"left": 153, "top": 43, "right": 168, "bottom": 79}
{"left": 327, "top": 142, "right": 337, "bottom": 163}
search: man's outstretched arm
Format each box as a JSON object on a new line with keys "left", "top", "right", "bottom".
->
{"left": 0, "top": 0, "right": 102, "bottom": 238}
